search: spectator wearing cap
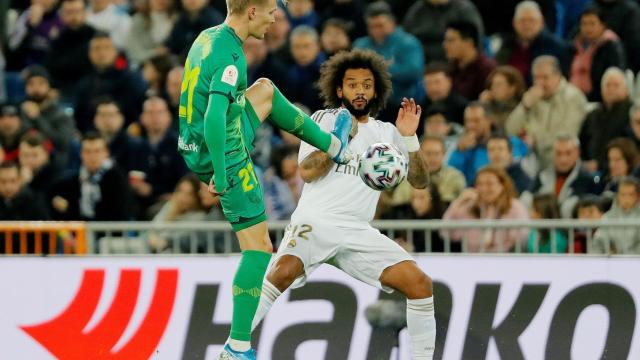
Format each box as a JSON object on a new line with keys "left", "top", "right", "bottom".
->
{"left": 18, "top": 132, "right": 60, "bottom": 209}
{"left": 444, "top": 21, "right": 496, "bottom": 101}
{"left": 354, "top": 1, "right": 424, "bottom": 122}
{"left": 6, "top": 0, "right": 63, "bottom": 70}
{"left": 421, "top": 62, "right": 468, "bottom": 126}
{"left": 20, "top": 65, "right": 76, "bottom": 169}
{"left": 0, "top": 104, "right": 27, "bottom": 163}
{"left": 0, "top": 162, "right": 49, "bottom": 221}
{"left": 46, "top": 0, "right": 96, "bottom": 101}
{"left": 74, "top": 32, "right": 147, "bottom": 132}
{"left": 86, "top": 0, "right": 131, "bottom": 49}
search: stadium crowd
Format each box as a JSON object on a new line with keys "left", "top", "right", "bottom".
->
{"left": 0, "top": 0, "right": 639, "bottom": 254}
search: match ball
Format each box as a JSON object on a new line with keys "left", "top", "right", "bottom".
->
{"left": 358, "top": 143, "right": 408, "bottom": 191}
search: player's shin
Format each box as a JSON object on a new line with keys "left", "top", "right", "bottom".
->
{"left": 406, "top": 297, "right": 436, "bottom": 360}
{"left": 269, "top": 84, "right": 342, "bottom": 157}
{"left": 251, "top": 279, "right": 282, "bottom": 331}
{"left": 229, "top": 250, "right": 272, "bottom": 351}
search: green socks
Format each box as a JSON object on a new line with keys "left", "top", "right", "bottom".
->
{"left": 270, "top": 84, "right": 335, "bottom": 153}
{"left": 230, "top": 250, "right": 272, "bottom": 341}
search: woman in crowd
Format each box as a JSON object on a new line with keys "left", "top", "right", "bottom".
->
{"left": 602, "top": 137, "right": 640, "bottom": 196}
{"left": 528, "top": 193, "right": 568, "bottom": 253}
{"left": 479, "top": 65, "right": 526, "bottom": 130}
{"left": 441, "top": 166, "right": 529, "bottom": 252}
{"left": 126, "top": 0, "right": 178, "bottom": 66}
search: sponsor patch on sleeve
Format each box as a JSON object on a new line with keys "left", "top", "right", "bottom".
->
{"left": 221, "top": 65, "right": 239, "bottom": 86}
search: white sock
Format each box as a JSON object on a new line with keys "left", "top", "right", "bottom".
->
{"left": 251, "top": 279, "right": 281, "bottom": 331}
{"left": 228, "top": 338, "right": 251, "bottom": 352}
{"left": 327, "top": 134, "right": 342, "bottom": 158}
{"left": 406, "top": 297, "right": 436, "bottom": 360}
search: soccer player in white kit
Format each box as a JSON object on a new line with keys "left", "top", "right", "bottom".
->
{"left": 250, "top": 49, "right": 437, "bottom": 359}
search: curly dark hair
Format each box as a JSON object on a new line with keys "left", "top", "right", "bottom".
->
{"left": 317, "top": 49, "right": 392, "bottom": 117}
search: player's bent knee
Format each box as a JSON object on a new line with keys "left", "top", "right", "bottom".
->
{"left": 268, "top": 255, "right": 303, "bottom": 292}
{"left": 253, "top": 78, "right": 274, "bottom": 96}
{"left": 408, "top": 272, "right": 433, "bottom": 299}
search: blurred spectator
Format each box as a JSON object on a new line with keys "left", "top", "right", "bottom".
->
{"left": 579, "top": 67, "right": 631, "bottom": 173}
{"left": 46, "top": 0, "right": 96, "bottom": 101}
{"left": 244, "top": 37, "right": 290, "bottom": 94}
{"left": 495, "top": 1, "right": 571, "bottom": 80}
{"left": 0, "top": 104, "right": 27, "bottom": 163}
{"left": 479, "top": 66, "right": 526, "bottom": 130}
{"left": 444, "top": 21, "right": 496, "bottom": 101}
{"left": 320, "top": 18, "right": 353, "bottom": 56}
{"left": 421, "top": 105, "right": 463, "bottom": 158}
{"left": 528, "top": 193, "right": 568, "bottom": 253}
{"left": 18, "top": 132, "right": 59, "bottom": 206}
{"left": 449, "top": 102, "right": 528, "bottom": 184}
{"left": 442, "top": 166, "right": 530, "bottom": 252}
{"left": 139, "top": 96, "right": 187, "bottom": 217}
{"left": 629, "top": 103, "right": 640, "bottom": 149}
{"left": 165, "top": 65, "right": 183, "bottom": 129}
{"left": 421, "top": 62, "right": 467, "bottom": 126}
{"left": 263, "top": 146, "right": 302, "bottom": 220}
{"left": 125, "top": 0, "right": 178, "bottom": 66}
{"left": 148, "top": 174, "right": 207, "bottom": 252}
{"left": 354, "top": 1, "right": 424, "bottom": 122}
{"left": 421, "top": 135, "right": 466, "bottom": 204}
{"left": 383, "top": 185, "right": 447, "bottom": 252}
{"left": 49, "top": 132, "right": 133, "bottom": 220}
{"left": 591, "top": 176, "right": 640, "bottom": 254}
{"left": 164, "top": 0, "right": 223, "bottom": 60}
{"left": 0, "top": 145, "right": 4, "bottom": 163}
{"left": 589, "top": 0, "right": 640, "bottom": 72}
{"left": 7, "top": 0, "right": 63, "bottom": 70}
{"left": 507, "top": 56, "right": 587, "bottom": 170}
{"left": 265, "top": 7, "right": 292, "bottom": 65}
{"left": 93, "top": 98, "right": 149, "bottom": 175}
{"left": 527, "top": 134, "right": 601, "bottom": 218}
{"left": 0, "top": 162, "right": 49, "bottom": 220}
{"left": 316, "top": 0, "right": 366, "bottom": 38}
{"left": 142, "top": 53, "right": 176, "bottom": 98}
{"left": 473, "top": 0, "right": 559, "bottom": 36}
{"left": 287, "top": 26, "right": 325, "bottom": 111}
{"left": 487, "top": 133, "right": 533, "bottom": 194}
{"left": 286, "top": 0, "right": 319, "bottom": 29}
{"left": 601, "top": 138, "right": 639, "bottom": 196}
{"left": 570, "top": 7, "right": 626, "bottom": 102}
{"left": 573, "top": 194, "right": 606, "bottom": 253}
{"left": 74, "top": 32, "right": 147, "bottom": 131}
{"left": 87, "top": 0, "right": 131, "bottom": 49}
{"left": 402, "top": 0, "right": 484, "bottom": 63}
{"left": 20, "top": 65, "right": 75, "bottom": 168}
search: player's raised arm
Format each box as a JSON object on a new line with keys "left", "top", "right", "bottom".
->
{"left": 299, "top": 150, "right": 334, "bottom": 183}
{"left": 395, "top": 97, "right": 428, "bottom": 189}
{"left": 203, "top": 93, "right": 230, "bottom": 193}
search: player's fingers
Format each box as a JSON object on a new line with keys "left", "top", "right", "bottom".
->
{"left": 416, "top": 104, "right": 422, "bottom": 116}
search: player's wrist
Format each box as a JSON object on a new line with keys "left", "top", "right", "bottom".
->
{"left": 402, "top": 134, "right": 420, "bottom": 152}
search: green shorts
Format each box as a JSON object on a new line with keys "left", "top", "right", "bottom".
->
{"left": 183, "top": 103, "right": 266, "bottom": 231}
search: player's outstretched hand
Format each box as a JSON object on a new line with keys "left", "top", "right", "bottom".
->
{"left": 209, "top": 179, "right": 225, "bottom": 196}
{"left": 395, "top": 97, "right": 422, "bottom": 136}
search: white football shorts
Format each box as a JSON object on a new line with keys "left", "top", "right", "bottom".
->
{"left": 274, "top": 217, "right": 414, "bottom": 293}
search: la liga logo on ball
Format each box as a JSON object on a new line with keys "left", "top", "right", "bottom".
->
{"left": 358, "top": 143, "right": 408, "bottom": 191}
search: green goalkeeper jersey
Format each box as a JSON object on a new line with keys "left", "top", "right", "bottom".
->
{"left": 178, "top": 23, "right": 250, "bottom": 177}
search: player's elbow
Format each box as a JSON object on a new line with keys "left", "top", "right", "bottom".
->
{"left": 299, "top": 167, "right": 317, "bottom": 183}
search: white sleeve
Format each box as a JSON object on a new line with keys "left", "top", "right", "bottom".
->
{"left": 298, "top": 110, "right": 337, "bottom": 164}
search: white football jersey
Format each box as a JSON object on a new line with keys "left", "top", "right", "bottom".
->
{"left": 292, "top": 108, "right": 409, "bottom": 226}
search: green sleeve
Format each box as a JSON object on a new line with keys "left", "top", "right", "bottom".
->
{"left": 204, "top": 92, "right": 231, "bottom": 192}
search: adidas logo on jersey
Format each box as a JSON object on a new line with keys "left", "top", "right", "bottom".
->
{"left": 178, "top": 136, "right": 199, "bottom": 152}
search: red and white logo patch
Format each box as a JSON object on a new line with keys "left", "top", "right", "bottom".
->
{"left": 221, "top": 65, "right": 238, "bottom": 86}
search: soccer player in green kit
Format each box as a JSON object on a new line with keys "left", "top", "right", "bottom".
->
{"left": 177, "top": 0, "right": 353, "bottom": 359}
